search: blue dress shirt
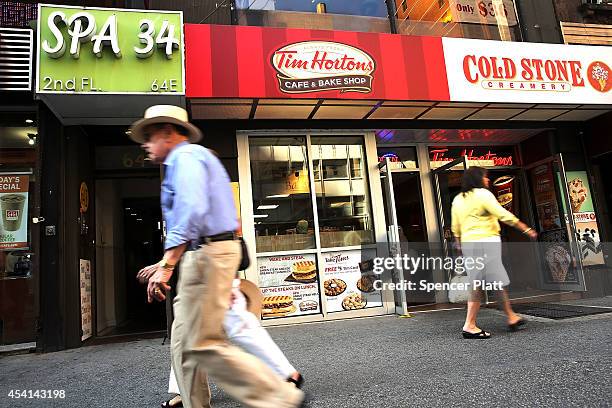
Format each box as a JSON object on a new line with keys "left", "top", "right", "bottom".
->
{"left": 161, "top": 141, "right": 238, "bottom": 250}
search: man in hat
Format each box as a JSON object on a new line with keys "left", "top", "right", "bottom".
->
{"left": 129, "top": 105, "right": 304, "bottom": 408}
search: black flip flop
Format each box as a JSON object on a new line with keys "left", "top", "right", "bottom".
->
{"left": 462, "top": 330, "right": 491, "bottom": 339}
{"left": 161, "top": 397, "right": 183, "bottom": 408}
{"left": 508, "top": 319, "right": 527, "bottom": 332}
{"left": 287, "top": 373, "right": 305, "bottom": 389}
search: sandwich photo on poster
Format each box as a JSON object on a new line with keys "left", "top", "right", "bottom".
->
{"left": 257, "top": 254, "right": 321, "bottom": 319}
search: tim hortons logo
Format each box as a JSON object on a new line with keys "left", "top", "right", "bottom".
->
{"left": 271, "top": 41, "right": 375, "bottom": 94}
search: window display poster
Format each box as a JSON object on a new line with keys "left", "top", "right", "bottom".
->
{"left": 257, "top": 254, "right": 320, "bottom": 319}
{"left": 564, "top": 171, "right": 604, "bottom": 266}
{"left": 529, "top": 163, "right": 561, "bottom": 231}
{"left": 0, "top": 174, "right": 29, "bottom": 249}
{"left": 80, "top": 259, "right": 92, "bottom": 341}
{"left": 322, "top": 249, "right": 383, "bottom": 312}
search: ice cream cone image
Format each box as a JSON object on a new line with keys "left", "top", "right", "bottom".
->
{"left": 589, "top": 61, "right": 611, "bottom": 93}
{"left": 545, "top": 245, "right": 570, "bottom": 283}
{"left": 568, "top": 178, "right": 587, "bottom": 213}
{"left": 598, "top": 78, "right": 607, "bottom": 91}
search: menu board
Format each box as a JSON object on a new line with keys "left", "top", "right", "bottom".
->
{"left": 257, "top": 254, "right": 320, "bottom": 319}
{"left": 321, "top": 249, "right": 383, "bottom": 313}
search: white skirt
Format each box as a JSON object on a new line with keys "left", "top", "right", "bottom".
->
{"left": 461, "top": 236, "right": 510, "bottom": 287}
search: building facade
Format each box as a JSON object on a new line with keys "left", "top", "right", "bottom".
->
{"left": 0, "top": 0, "right": 611, "bottom": 352}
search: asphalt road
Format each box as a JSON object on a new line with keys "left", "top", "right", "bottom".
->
{"left": 1, "top": 307, "right": 611, "bottom": 408}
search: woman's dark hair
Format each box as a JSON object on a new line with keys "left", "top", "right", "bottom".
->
{"left": 461, "top": 166, "right": 487, "bottom": 194}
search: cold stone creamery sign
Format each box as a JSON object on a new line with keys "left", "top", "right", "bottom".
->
{"left": 443, "top": 37, "right": 612, "bottom": 104}
{"left": 272, "top": 41, "right": 375, "bottom": 94}
{"left": 36, "top": 4, "right": 184, "bottom": 94}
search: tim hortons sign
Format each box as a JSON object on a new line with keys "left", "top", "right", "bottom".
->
{"left": 271, "top": 41, "right": 375, "bottom": 94}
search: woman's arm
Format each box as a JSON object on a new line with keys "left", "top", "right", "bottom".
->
{"left": 480, "top": 190, "right": 537, "bottom": 240}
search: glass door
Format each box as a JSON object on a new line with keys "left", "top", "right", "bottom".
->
{"left": 379, "top": 157, "right": 407, "bottom": 314}
{"left": 525, "top": 154, "right": 586, "bottom": 292}
{"left": 430, "top": 156, "right": 469, "bottom": 303}
{"left": 431, "top": 156, "right": 469, "bottom": 258}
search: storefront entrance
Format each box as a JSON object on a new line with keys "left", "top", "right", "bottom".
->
{"left": 377, "top": 130, "right": 593, "bottom": 313}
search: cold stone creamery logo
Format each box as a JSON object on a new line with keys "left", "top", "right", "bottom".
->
{"left": 272, "top": 41, "right": 375, "bottom": 94}
{"left": 463, "top": 55, "right": 589, "bottom": 92}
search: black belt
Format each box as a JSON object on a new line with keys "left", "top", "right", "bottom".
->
{"left": 188, "top": 231, "right": 236, "bottom": 250}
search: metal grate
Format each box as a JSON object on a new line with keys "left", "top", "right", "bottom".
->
{"left": 512, "top": 303, "right": 612, "bottom": 320}
{"left": 0, "top": 26, "right": 33, "bottom": 91}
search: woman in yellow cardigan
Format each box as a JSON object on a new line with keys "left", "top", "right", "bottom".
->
{"left": 451, "top": 167, "right": 537, "bottom": 339}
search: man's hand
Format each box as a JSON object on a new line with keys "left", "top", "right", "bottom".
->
{"left": 137, "top": 263, "right": 159, "bottom": 284}
{"left": 147, "top": 265, "right": 174, "bottom": 303}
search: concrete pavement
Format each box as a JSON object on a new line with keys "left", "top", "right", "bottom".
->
{"left": 1, "top": 307, "right": 611, "bottom": 408}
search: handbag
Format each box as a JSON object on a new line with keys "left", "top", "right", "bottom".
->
{"left": 238, "top": 237, "right": 251, "bottom": 270}
{"left": 448, "top": 273, "right": 470, "bottom": 303}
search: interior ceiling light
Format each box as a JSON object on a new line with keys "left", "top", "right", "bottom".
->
{"left": 253, "top": 214, "right": 269, "bottom": 218}
{"left": 266, "top": 194, "right": 289, "bottom": 198}
{"left": 257, "top": 205, "right": 279, "bottom": 210}
{"left": 25, "top": 119, "right": 34, "bottom": 124}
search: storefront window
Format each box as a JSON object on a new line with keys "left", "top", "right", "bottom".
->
{"left": 311, "top": 137, "right": 374, "bottom": 248}
{"left": 237, "top": 0, "right": 388, "bottom": 17}
{"left": 0, "top": 114, "right": 38, "bottom": 345}
{"left": 236, "top": 0, "right": 391, "bottom": 33}
{"left": 394, "top": 0, "right": 522, "bottom": 41}
{"left": 249, "top": 137, "right": 316, "bottom": 252}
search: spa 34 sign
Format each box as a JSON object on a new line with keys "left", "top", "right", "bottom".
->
{"left": 36, "top": 4, "right": 184, "bottom": 94}
{"left": 272, "top": 41, "right": 375, "bottom": 94}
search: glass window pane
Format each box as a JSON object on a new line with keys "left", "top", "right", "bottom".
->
{"left": 249, "top": 137, "right": 315, "bottom": 252}
{"left": 394, "top": 0, "right": 521, "bottom": 41}
{"left": 311, "top": 136, "right": 374, "bottom": 248}
{"left": 237, "top": 0, "right": 389, "bottom": 17}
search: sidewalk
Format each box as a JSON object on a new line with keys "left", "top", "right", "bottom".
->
{"left": 1, "top": 307, "right": 611, "bottom": 408}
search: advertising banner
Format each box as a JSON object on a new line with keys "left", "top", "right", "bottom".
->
{"left": 564, "top": 171, "right": 604, "bottom": 266}
{"left": 0, "top": 173, "right": 29, "bottom": 250}
{"left": 80, "top": 259, "right": 92, "bottom": 341}
{"left": 36, "top": 4, "right": 184, "bottom": 94}
{"left": 257, "top": 254, "right": 321, "bottom": 319}
{"left": 185, "top": 24, "right": 450, "bottom": 101}
{"left": 321, "top": 249, "right": 382, "bottom": 313}
{"left": 443, "top": 37, "right": 612, "bottom": 104}
{"left": 185, "top": 24, "right": 612, "bottom": 106}
{"left": 448, "top": 0, "right": 518, "bottom": 26}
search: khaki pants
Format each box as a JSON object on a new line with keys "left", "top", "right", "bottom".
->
{"left": 171, "top": 240, "right": 304, "bottom": 408}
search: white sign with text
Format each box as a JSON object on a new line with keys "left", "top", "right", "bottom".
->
{"left": 443, "top": 37, "right": 612, "bottom": 104}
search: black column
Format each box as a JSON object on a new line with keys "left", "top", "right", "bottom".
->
{"left": 38, "top": 103, "right": 65, "bottom": 352}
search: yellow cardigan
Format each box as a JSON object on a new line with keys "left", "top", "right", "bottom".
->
{"left": 451, "top": 188, "right": 519, "bottom": 242}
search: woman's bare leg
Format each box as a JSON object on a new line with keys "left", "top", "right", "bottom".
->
{"left": 463, "top": 289, "right": 485, "bottom": 333}
{"left": 497, "top": 288, "right": 522, "bottom": 325}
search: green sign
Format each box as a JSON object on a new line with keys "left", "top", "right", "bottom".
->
{"left": 36, "top": 4, "right": 184, "bottom": 94}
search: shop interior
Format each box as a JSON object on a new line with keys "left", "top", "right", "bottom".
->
{"left": 0, "top": 111, "right": 38, "bottom": 346}
{"left": 376, "top": 128, "right": 587, "bottom": 308}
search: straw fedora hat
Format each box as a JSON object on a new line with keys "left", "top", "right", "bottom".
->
{"left": 239, "top": 279, "right": 263, "bottom": 317}
{"left": 129, "top": 105, "right": 202, "bottom": 144}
